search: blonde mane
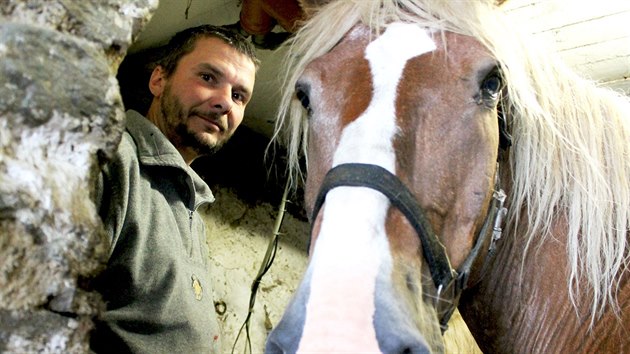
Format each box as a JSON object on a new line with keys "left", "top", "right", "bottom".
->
{"left": 272, "top": 0, "right": 630, "bottom": 323}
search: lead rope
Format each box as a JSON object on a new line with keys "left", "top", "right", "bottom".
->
{"left": 231, "top": 180, "right": 291, "bottom": 354}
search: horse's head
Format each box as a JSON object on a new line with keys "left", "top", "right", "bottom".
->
{"left": 266, "top": 3, "right": 509, "bottom": 352}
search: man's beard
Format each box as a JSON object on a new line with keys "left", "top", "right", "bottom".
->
{"left": 160, "top": 84, "right": 226, "bottom": 157}
{"left": 175, "top": 123, "right": 222, "bottom": 156}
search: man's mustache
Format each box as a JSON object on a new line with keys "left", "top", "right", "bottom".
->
{"left": 190, "top": 110, "right": 226, "bottom": 131}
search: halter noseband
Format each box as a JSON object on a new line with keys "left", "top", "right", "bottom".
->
{"left": 310, "top": 162, "right": 507, "bottom": 332}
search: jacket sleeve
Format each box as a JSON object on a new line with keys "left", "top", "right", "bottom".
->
{"left": 94, "top": 132, "right": 136, "bottom": 257}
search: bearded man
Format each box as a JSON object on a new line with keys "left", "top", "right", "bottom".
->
{"left": 91, "top": 25, "right": 258, "bottom": 353}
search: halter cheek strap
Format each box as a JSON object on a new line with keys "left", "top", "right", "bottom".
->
{"left": 312, "top": 164, "right": 455, "bottom": 289}
{"left": 310, "top": 163, "right": 507, "bottom": 332}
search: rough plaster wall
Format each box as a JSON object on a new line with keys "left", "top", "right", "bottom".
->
{"left": 0, "top": 0, "right": 156, "bottom": 352}
{"left": 204, "top": 187, "right": 309, "bottom": 353}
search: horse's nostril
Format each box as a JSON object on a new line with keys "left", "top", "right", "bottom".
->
{"left": 402, "top": 346, "right": 432, "bottom": 354}
{"left": 394, "top": 342, "right": 433, "bottom": 354}
{"left": 375, "top": 292, "right": 434, "bottom": 354}
{"left": 393, "top": 344, "right": 433, "bottom": 354}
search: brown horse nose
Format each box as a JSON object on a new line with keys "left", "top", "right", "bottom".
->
{"left": 266, "top": 317, "right": 431, "bottom": 354}
{"left": 266, "top": 283, "right": 433, "bottom": 354}
{"left": 267, "top": 329, "right": 430, "bottom": 354}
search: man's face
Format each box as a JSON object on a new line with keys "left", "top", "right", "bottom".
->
{"left": 149, "top": 37, "right": 256, "bottom": 159}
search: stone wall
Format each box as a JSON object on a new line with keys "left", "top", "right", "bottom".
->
{"left": 0, "top": 1, "right": 157, "bottom": 352}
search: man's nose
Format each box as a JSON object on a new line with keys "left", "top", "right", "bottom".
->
{"left": 207, "top": 86, "right": 233, "bottom": 115}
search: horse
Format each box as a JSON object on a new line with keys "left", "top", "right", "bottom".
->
{"left": 265, "top": 1, "right": 630, "bottom": 353}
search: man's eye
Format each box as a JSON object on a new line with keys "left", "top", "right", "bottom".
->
{"left": 201, "top": 74, "right": 213, "bottom": 82}
{"left": 232, "top": 92, "right": 244, "bottom": 102}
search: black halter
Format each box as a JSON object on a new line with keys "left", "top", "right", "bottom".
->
{"left": 310, "top": 162, "right": 507, "bottom": 331}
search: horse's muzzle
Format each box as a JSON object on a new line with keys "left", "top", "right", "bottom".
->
{"left": 265, "top": 276, "right": 434, "bottom": 354}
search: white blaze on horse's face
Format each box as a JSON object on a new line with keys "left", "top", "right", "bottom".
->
{"left": 332, "top": 22, "right": 436, "bottom": 169}
{"left": 296, "top": 23, "right": 438, "bottom": 353}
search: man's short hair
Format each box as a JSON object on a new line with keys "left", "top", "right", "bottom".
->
{"left": 157, "top": 24, "right": 260, "bottom": 77}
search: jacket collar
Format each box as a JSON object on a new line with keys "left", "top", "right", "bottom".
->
{"left": 125, "top": 110, "right": 215, "bottom": 204}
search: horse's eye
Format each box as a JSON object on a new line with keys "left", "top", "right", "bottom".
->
{"left": 296, "top": 89, "right": 310, "bottom": 110}
{"left": 295, "top": 82, "right": 312, "bottom": 116}
{"left": 480, "top": 73, "right": 502, "bottom": 101}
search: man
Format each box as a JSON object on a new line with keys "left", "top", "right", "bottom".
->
{"left": 91, "top": 25, "right": 259, "bottom": 353}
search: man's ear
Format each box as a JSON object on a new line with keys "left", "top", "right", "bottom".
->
{"left": 149, "top": 65, "right": 166, "bottom": 97}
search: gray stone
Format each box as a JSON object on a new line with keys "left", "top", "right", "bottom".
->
{"left": 0, "top": 0, "right": 158, "bottom": 351}
{"left": 0, "top": 22, "right": 120, "bottom": 306}
{"left": 0, "top": 0, "right": 159, "bottom": 66}
{"left": 0, "top": 309, "right": 94, "bottom": 353}
{"left": 0, "top": 23, "right": 123, "bottom": 131}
